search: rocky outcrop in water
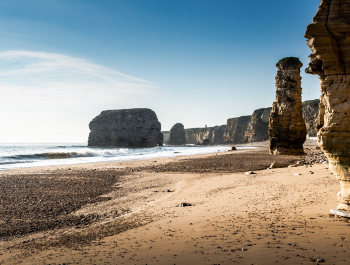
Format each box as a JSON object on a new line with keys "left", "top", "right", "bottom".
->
{"left": 88, "top": 108, "right": 163, "bottom": 147}
{"left": 167, "top": 123, "right": 186, "bottom": 145}
{"left": 244, "top": 107, "right": 271, "bottom": 143}
{"left": 305, "top": 0, "right": 350, "bottom": 210}
{"left": 269, "top": 57, "right": 307, "bottom": 155}
{"left": 224, "top": 116, "right": 251, "bottom": 144}
{"left": 302, "top": 99, "right": 320, "bottom": 137}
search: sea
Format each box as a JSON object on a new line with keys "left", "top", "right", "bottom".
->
{"left": 0, "top": 143, "right": 253, "bottom": 171}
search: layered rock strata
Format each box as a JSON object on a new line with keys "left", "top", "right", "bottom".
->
{"left": 244, "top": 107, "right": 271, "bottom": 143}
{"left": 305, "top": 0, "right": 350, "bottom": 210}
{"left": 269, "top": 57, "right": 307, "bottom": 155}
{"left": 88, "top": 108, "right": 163, "bottom": 147}
{"left": 224, "top": 116, "right": 251, "bottom": 144}
{"left": 167, "top": 123, "right": 186, "bottom": 145}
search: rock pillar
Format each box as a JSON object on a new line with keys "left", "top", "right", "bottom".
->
{"left": 305, "top": 0, "right": 350, "bottom": 211}
{"left": 167, "top": 123, "right": 186, "bottom": 145}
{"left": 269, "top": 57, "right": 307, "bottom": 155}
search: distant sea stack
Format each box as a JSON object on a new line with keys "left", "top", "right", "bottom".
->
{"left": 269, "top": 57, "right": 307, "bottom": 155}
{"left": 88, "top": 108, "right": 163, "bottom": 147}
{"left": 167, "top": 123, "right": 186, "bottom": 145}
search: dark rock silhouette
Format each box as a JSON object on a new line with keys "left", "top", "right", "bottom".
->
{"left": 167, "top": 123, "right": 186, "bottom": 145}
{"left": 88, "top": 108, "right": 163, "bottom": 147}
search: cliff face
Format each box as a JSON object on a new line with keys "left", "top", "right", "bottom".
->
{"left": 212, "top": 125, "right": 226, "bottom": 144}
{"left": 174, "top": 100, "right": 319, "bottom": 146}
{"left": 185, "top": 125, "right": 226, "bottom": 145}
{"left": 223, "top": 116, "right": 251, "bottom": 144}
{"left": 244, "top": 107, "right": 272, "bottom": 143}
{"left": 302, "top": 99, "right": 320, "bottom": 137}
{"left": 305, "top": 0, "right": 350, "bottom": 210}
{"left": 88, "top": 108, "right": 163, "bottom": 147}
{"left": 269, "top": 57, "right": 307, "bottom": 155}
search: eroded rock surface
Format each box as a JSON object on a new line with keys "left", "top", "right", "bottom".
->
{"left": 185, "top": 125, "right": 226, "bottom": 145}
{"left": 269, "top": 57, "right": 307, "bottom": 155}
{"left": 88, "top": 108, "right": 163, "bottom": 147}
{"left": 167, "top": 123, "right": 186, "bottom": 145}
{"left": 244, "top": 107, "right": 271, "bottom": 143}
{"left": 224, "top": 116, "right": 251, "bottom": 144}
{"left": 305, "top": 0, "right": 350, "bottom": 210}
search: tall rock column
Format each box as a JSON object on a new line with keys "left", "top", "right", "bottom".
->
{"left": 305, "top": 0, "right": 350, "bottom": 211}
{"left": 269, "top": 57, "right": 307, "bottom": 155}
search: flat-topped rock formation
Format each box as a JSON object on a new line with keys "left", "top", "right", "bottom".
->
{"left": 167, "top": 123, "right": 186, "bottom": 145}
{"left": 244, "top": 107, "right": 271, "bottom": 143}
{"left": 305, "top": 0, "right": 350, "bottom": 210}
{"left": 269, "top": 57, "right": 307, "bottom": 155}
{"left": 88, "top": 108, "right": 163, "bottom": 147}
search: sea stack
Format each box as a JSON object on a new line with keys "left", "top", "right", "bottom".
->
{"left": 167, "top": 123, "right": 186, "bottom": 145}
{"left": 269, "top": 57, "right": 307, "bottom": 155}
{"left": 88, "top": 108, "right": 163, "bottom": 147}
{"left": 305, "top": 0, "right": 350, "bottom": 211}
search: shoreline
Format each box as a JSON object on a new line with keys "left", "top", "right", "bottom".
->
{"left": 2, "top": 139, "right": 347, "bottom": 265}
{"left": 0, "top": 142, "right": 267, "bottom": 174}
{"left": 0, "top": 144, "right": 251, "bottom": 172}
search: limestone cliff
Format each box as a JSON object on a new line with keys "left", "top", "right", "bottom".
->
{"left": 302, "top": 99, "right": 320, "bottom": 137}
{"left": 185, "top": 125, "right": 226, "bottom": 145}
{"left": 223, "top": 116, "right": 251, "bottom": 144}
{"left": 170, "top": 100, "right": 318, "bottom": 146}
{"left": 305, "top": 0, "right": 350, "bottom": 210}
{"left": 244, "top": 107, "right": 271, "bottom": 143}
{"left": 269, "top": 57, "right": 307, "bottom": 155}
{"left": 88, "top": 108, "right": 163, "bottom": 147}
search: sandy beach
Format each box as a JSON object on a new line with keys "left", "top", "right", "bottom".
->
{"left": 1, "top": 140, "right": 349, "bottom": 265}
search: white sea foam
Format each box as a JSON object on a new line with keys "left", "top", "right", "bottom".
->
{"left": 0, "top": 143, "right": 255, "bottom": 170}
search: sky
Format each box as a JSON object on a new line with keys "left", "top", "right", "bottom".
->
{"left": 0, "top": 0, "right": 322, "bottom": 143}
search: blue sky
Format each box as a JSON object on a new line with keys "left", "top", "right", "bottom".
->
{"left": 0, "top": 0, "right": 321, "bottom": 142}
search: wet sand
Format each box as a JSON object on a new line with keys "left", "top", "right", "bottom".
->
{"left": 1, "top": 140, "right": 349, "bottom": 264}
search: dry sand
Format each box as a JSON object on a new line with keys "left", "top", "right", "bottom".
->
{"left": 1, "top": 140, "right": 349, "bottom": 265}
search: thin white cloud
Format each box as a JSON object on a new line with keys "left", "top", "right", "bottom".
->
{"left": 0, "top": 50, "right": 161, "bottom": 142}
{"left": 0, "top": 50, "right": 159, "bottom": 106}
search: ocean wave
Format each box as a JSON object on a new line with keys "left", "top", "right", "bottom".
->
{"left": 5, "top": 149, "right": 132, "bottom": 160}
